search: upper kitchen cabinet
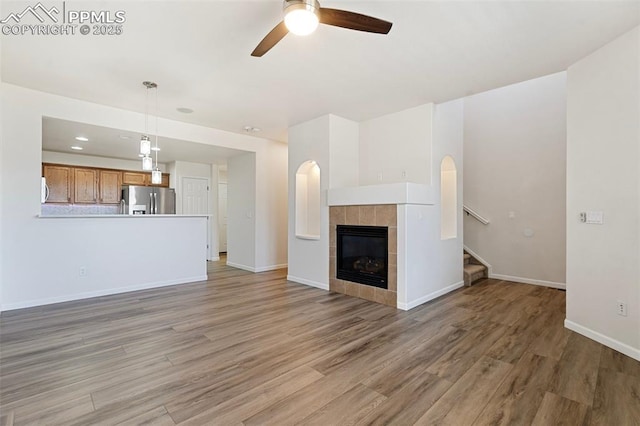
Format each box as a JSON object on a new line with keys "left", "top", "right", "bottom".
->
{"left": 74, "top": 168, "right": 98, "bottom": 204}
{"left": 43, "top": 163, "right": 171, "bottom": 205}
{"left": 122, "top": 171, "right": 147, "bottom": 186}
{"left": 123, "top": 171, "right": 170, "bottom": 187}
{"left": 43, "top": 164, "right": 72, "bottom": 203}
{"left": 99, "top": 170, "right": 122, "bottom": 204}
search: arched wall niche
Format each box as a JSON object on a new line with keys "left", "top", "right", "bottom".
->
{"left": 295, "top": 160, "right": 321, "bottom": 239}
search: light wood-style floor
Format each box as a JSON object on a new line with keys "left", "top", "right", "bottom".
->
{"left": 1, "top": 260, "right": 639, "bottom": 425}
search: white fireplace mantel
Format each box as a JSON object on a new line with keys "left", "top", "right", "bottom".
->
{"left": 327, "top": 182, "right": 435, "bottom": 206}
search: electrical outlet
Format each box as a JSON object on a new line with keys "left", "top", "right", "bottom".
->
{"left": 401, "top": 170, "right": 407, "bottom": 179}
{"left": 377, "top": 172, "right": 383, "bottom": 182}
{"left": 79, "top": 266, "right": 87, "bottom": 277}
{"left": 617, "top": 301, "right": 627, "bottom": 317}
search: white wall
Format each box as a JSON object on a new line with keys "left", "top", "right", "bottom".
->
{"left": 359, "top": 104, "right": 433, "bottom": 185}
{"left": 396, "top": 100, "right": 464, "bottom": 310}
{"left": 42, "top": 150, "right": 167, "bottom": 172}
{"left": 254, "top": 141, "right": 288, "bottom": 272}
{"left": 0, "top": 83, "right": 287, "bottom": 310}
{"left": 287, "top": 115, "right": 331, "bottom": 289}
{"left": 566, "top": 27, "right": 640, "bottom": 360}
{"left": 433, "top": 100, "right": 465, "bottom": 296}
{"left": 227, "top": 152, "right": 256, "bottom": 271}
{"left": 287, "top": 115, "right": 359, "bottom": 288}
{"left": 463, "top": 72, "right": 567, "bottom": 287}
{"left": 329, "top": 115, "right": 360, "bottom": 188}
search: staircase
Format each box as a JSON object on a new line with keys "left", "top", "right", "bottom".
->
{"left": 464, "top": 252, "right": 488, "bottom": 286}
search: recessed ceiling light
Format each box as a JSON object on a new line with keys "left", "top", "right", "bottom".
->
{"left": 177, "top": 107, "right": 194, "bottom": 114}
{"left": 119, "top": 135, "right": 131, "bottom": 140}
{"left": 244, "top": 126, "right": 261, "bottom": 132}
{"left": 75, "top": 136, "right": 89, "bottom": 142}
{"left": 151, "top": 147, "right": 161, "bottom": 151}
{"left": 70, "top": 146, "right": 83, "bottom": 150}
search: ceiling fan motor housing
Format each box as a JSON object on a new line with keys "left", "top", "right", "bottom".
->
{"left": 283, "top": 0, "right": 320, "bottom": 15}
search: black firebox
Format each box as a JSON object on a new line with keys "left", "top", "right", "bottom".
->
{"left": 336, "top": 225, "right": 388, "bottom": 289}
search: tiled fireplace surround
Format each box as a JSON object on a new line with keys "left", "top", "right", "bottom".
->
{"left": 329, "top": 205, "right": 397, "bottom": 308}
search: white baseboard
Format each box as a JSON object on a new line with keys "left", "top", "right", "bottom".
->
{"left": 0, "top": 275, "right": 208, "bottom": 312}
{"left": 463, "top": 245, "right": 492, "bottom": 276}
{"left": 489, "top": 273, "right": 566, "bottom": 290}
{"left": 226, "top": 262, "right": 287, "bottom": 273}
{"left": 255, "top": 264, "right": 288, "bottom": 273}
{"left": 287, "top": 275, "right": 329, "bottom": 291}
{"left": 226, "top": 261, "right": 255, "bottom": 272}
{"left": 398, "top": 281, "right": 465, "bottom": 311}
{"left": 565, "top": 319, "right": 640, "bottom": 362}
{"left": 208, "top": 256, "right": 220, "bottom": 261}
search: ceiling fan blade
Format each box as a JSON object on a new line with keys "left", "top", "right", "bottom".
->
{"left": 319, "top": 8, "right": 392, "bottom": 34}
{"left": 251, "top": 21, "right": 289, "bottom": 57}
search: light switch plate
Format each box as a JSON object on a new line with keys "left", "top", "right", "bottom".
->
{"left": 586, "top": 211, "right": 604, "bottom": 224}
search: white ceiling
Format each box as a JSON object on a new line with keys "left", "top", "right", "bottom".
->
{"left": 3, "top": 1, "right": 639, "bottom": 143}
{"left": 42, "top": 117, "right": 246, "bottom": 164}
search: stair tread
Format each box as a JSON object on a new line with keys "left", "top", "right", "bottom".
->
{"left": 464, "top": 264, "right": 487, "bottom": 274}
{"left": 464, "top": 254, "right": 471, "bottom": 260}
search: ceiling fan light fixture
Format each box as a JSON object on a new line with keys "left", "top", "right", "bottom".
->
{"left": 284, "top": 0, "right": 319, "bottom": 36}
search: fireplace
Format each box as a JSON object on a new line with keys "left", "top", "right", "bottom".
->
{"left": 336, "top": 225, "right": 388, "bottom": 289}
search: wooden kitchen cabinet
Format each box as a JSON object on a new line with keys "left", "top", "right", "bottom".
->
{"left": 99, "top": 170, "right": 122, "bottom": 204}
{"left": 74, "top": 168, "right": 98, "bottom": 204}
{"left": 43, "top": 164, "right": 72, "bottom": 203}
{"left": 122, "top": 171, "right": 147, "bottom": 186}
{"left": 43, "top": 163, "right": 170, "bottom": 205}
{"left": 123, "top": 171, "right": 170, "bottom": 187}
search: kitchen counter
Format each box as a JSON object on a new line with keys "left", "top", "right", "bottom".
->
{"left": 37, "top": 214, "right": 210, "bottom": 218}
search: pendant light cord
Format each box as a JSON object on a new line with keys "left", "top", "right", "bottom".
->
{"left": 145, "top": 86, "right": 149, "bottom": 136}
{"left": 154, "top": 86, "right": 159, "bottom": 168}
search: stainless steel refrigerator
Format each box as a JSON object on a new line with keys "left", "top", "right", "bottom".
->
{"left": 121, "top": 185, "right": 176, "bottom": 215}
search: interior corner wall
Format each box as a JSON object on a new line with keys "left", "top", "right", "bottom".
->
{"left": 397, "top": 100, "right": 465, "bottom": 310}
{"left": 287, "top": 115, "right": 331, "bottom": 289}
{"left": 359, "top": 104, "right": 433, "bottom": 186}
{"left": 227, "top": 152, "right": 257, "bottom": 271}
{"left": 287, "top": 114, "right": 360, "bottom": 288}
{"left": 433, "top": 99, "right": 464, "bottom": 291}
{"left": 329, "top": 115, "right": 359, "bottom": 188}
{"left": 254, "top": 141, "right": 288, "bottom": 272}
{"left": 463, "top": 72, "right": 567, "bottom": 287}
{"left": 566, "top": 26, "right": 640, "bottom": 360}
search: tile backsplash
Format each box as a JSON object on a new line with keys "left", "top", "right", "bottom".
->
{"left": 41, "top": 204, "right": 120, "bottom": 216}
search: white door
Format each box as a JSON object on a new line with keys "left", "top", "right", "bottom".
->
{"left": 218, "top": 182, "right": 228, "bottom": 252}
{"left": 182, "top": 177, "right": 210, "bottom": 256}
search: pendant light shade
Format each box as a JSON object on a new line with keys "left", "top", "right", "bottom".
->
{"left": 151, "top": 168, "right": 162, "bottom": 185}
{"left": 140, "top": 135, "right": 151, "bottom": 156}
{"left": 142, "top": 155, "right": 153, "bottom": 171}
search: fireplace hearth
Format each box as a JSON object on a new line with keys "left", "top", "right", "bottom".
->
{"left": 337, "top": 225, "right": 388, "bottom": 289}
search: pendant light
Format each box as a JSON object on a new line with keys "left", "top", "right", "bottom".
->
{"left": 141, "top": 81, "right": 157, "bottom": 171}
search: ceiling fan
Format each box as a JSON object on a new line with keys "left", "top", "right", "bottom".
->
{"left": 251, "top": 0, "right": 393, "bottom": 57}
